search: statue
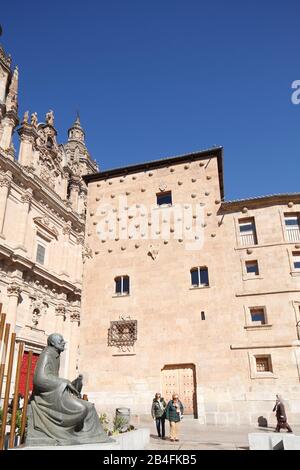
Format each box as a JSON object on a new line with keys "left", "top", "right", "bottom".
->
{"left": 22, "top": 111, "right": 29, "bottom": 124}
{"left": 31, "top": 112, "right": 38, "bottom": 128}
{"left": 45, "top": 109, "right": 54, "bottom": 126}
{"left": 25, "top": 333, "right": 112, "bottom": 446}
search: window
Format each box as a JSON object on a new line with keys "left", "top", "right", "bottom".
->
{"left": 201, "top": 311, "right": 206, "bottom": 321}
{"left": 36, "top": 243, "right": 46, "bottom": 265}
{"left": 191, "top": 267, "right": 209, "bottom": 287}
{"left": 292, "top": 252, "right": 300, "bottom": 270}
{"left": 255, "top": 355, "right": 272, "bottom": 373}
{"left": 245, "top": 260, "right": 259, "bottom": 276}
{"left": 115, "top": 276, "right": 130, "bottom": 295}
{"left": 157, "top": 191, "right": 172, "bottom": 206}
{"left": 238, "top": 218, "right": 257, "bottom": 246}
{"left": 250, "top": 307, "right": 266, "bottom": 325}
{"left": 285, "top": 214, "right": 300, "bottom": 242}
{"left": 108, "top": 319, "right": 137, "bottom": 347}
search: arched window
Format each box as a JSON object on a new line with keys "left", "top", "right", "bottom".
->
{"left": 190, "top": 267, "right": 209, "bottom": 287}
{"left": 115, "top": 276, "right": 130, "bottom": 295}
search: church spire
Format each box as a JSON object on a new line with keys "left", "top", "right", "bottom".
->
{"left": 68, "top": 112, "right": 85, "bottom": 143}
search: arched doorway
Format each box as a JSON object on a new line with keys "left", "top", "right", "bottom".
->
{"left": 161, "top": 364, "right": 197, "bottom": 418}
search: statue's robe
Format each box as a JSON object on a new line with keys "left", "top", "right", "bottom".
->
{"left": 26, "top": 346, "right": 111, "bottom": 446}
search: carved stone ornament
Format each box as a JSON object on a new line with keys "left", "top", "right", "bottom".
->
{"left": 0, "top": 173, "right": 12, "bottom": 188}
{"left": 55, "top": 304, "right": 66, "bottom": 320}
{"left": 21, "top": 190, "right": 33, "bottom": 204}
{"left": 7, "top": 282, "right": 21, "bottom": 297}
{"left": 70, "top": 311, "right": 80, "bottom": 323}
{"left": 158, "top": 181, "right": 167, "bottom": 192}
{"left": 62, "top": 223, "right": 72, "bottom": 236}
{"left": 82, "top": 244, "right": 93, "bottom": 261}
{"left": 148, "top": 244, "right": 159, "bottom": 260}
{"left": 34, "top": 216, "right": 59, "bottom": 239}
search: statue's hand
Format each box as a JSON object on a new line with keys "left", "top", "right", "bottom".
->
{"left": 65, "top": 380, "right": 80, "bottom": 397}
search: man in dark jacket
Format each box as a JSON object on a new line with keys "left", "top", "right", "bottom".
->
{"left": 151, "top": 393, "right": 167, "bottom": 439}
{"left": 165, "top": 394, "right": 184, "bottom": 442}
{"left": 273, "top": 395, "right": 293, "bottom": 433}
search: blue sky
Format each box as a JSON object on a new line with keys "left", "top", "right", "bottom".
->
{"left": 1, "top": 1, "right": 299, "bottom": 200}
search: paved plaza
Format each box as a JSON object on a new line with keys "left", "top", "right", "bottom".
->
{"left": 140, "top": 416, "right": 300, "bottom": 450}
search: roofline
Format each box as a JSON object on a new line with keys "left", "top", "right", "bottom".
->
{"left": 221, "top": 192, "right": 300, "bottom": 212}
{"left": 83, "top": 146, "right": 225, "bottom": 199}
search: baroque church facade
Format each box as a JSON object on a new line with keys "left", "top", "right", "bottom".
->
{"left": 0, "top": 41, "right": 97, "bottom": 388}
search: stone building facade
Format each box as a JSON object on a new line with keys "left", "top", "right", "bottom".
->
{"left": 0, "top": 42, "right": 97, "bottom": 388}
{"left": 82, "top": 149, "right": 300, "bottom": 426}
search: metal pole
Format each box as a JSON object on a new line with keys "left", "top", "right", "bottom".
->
{"left": 20, "top": 350, "right": 32, "bottom": 444}
{"left": 9, "top": 342, "right": 24, "bottom": 448}
{"left": 0, "top": 332, "right": 16, "bottom": 451}
{"left": 0, "top": 323, "right": 10, "bottom": 400}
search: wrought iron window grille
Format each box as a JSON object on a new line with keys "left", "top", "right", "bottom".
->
{"left": 108, "top": 317, "right": 137, "bottom": 348}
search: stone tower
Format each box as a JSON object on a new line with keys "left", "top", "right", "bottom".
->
{"left": 0, "top": 42, "right": 19, "bottom": 154}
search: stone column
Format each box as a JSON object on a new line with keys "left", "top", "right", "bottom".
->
{"left": 75, "top": 235, "right": 84, "bottom": 282}
{"left": 0, "top": 116, "right": 15, "bottom": 150}
{"left": 68, "top": 309, "right": 80, "bottom": 379}
{"left": 17, "top": 123, "right": 36, "bottom": 167}
{"left": 7, "top": 282, "right": 21, "bottom": 331}
{"left": 61, "top": 170, "right": 69, "bottom": 200}
{"left": 55, "top": 303, "right": 66, "bottom": 334}
{"left": 60, "top": 223, "right": 71, "bottom": 276}
{"left": 0, "top": 171, "right": 12, "bottom": 238}
{"left": 69, "top": 177, "right": 80, "bottom": 212}
{"left": 15, "top": 189, "right": 33, "bottom": 252}
{"left": 77, "top": 188, "right": 87, "bottom": 216}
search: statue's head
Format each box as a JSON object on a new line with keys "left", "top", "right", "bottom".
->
{"left": 47, "top": 333, "right": 66, "bottom": 353}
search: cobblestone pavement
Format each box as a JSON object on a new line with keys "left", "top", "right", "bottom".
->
{"left": 140, "top": 416, "right": 300, "bottom": 450}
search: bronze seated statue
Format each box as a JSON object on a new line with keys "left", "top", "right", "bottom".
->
{"left": 25, "top": 333, "right": 112, "bottom": 446}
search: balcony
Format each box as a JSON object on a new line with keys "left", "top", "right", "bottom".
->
{"left": 240, "top": 232, "right": 257, "bottom": 246}
{"left": 286, "top": 227, "right": 300, "bottom": 242}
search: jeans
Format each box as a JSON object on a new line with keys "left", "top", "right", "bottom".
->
{"left": 155, "top": 417, "right": 165, "bottom": 438}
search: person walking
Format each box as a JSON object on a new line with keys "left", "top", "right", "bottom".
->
{"left": 165, "top": 393, "right": 184, "bottom": 442}
{"left": 151, "top": 393, "right": 167, "bottom": 439}
{"left": 273, "top": 394, "right": 293, "bottom": 433}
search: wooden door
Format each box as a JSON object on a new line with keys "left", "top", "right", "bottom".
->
{"left": 161, "top": 364, "right": 196, "bottom": 415}
{"left": 19, "top": 351, "right": 39, "bottom": 396}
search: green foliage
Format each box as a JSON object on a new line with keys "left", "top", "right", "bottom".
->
{"left": 99, "top": 412, "right": 135, "bottom": 435}
{"left": 113, "top": 415, "right": 128, "bottom": 433}
{"left": 99, "top": 413, "right": 109, "bottom": 434}
{"left": 7, "top": 410, "right": 25, "bottom": 436}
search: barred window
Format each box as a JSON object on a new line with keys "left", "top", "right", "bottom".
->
{"left": 255, "top": 355, "right": 272, "bottom": 373}
{"left": 108, "top": 319, "right": 137, "bottom": 348}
